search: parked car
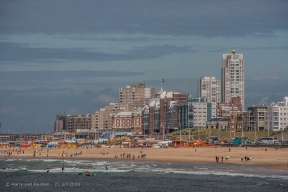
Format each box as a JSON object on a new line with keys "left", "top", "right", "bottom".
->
{"left": 256, "top": 140, "right": 264, "bottom": 144}
{"left": 273, "top": 141, "right": 279, "bottom": 145}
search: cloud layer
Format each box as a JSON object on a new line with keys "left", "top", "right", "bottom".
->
{"left": 0, "top": 1, "right": 288, "bottom": 133}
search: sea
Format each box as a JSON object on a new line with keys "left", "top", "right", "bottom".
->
{"left": 0, "top": 158, "right": 288, "bottom": 192}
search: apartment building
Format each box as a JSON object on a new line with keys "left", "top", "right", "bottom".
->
{"left": 53, "top": 114, "right": 68, "bottom": 133}
{"left": 142, "top": 90, "right": 189, "bottom": 135}
{"left": 65, "top": 113, "right": 96, "bottom": 133}
{"left": 119, "top": 83, "right": 155, "bottom": 108}
{"left": 95, "top": 102, "right": 128, "bottom": 130}
{"left": 221, "top": 50, "right": 245, "bottom": 109}
{"left": 267, "top": 97, "right": 288, "bottom": 131}
{"left": 246, "top": 105, "right": 267, "bottom": 131}
{"left": 187, "top": 97, "right": 217, "bottom": 128}
{"left": 95, "top": 83, "right": 155, "bottom": 130}
{"left": 197, "top": 76, "right": 221, "bottom": 103}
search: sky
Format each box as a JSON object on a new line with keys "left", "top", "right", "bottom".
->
{"left": 0, "top": 0, "right": 288, "bottom": 133}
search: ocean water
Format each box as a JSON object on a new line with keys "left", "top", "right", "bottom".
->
{"left": 0, "top": 158, "right": 287, "bottom": 192}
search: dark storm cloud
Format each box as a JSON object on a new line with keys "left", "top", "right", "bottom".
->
{"left": 0, "top": 0, "right": 287, "bottom": 36}
{"left": 0, "top": 42, "right": 192, "bottom": 64}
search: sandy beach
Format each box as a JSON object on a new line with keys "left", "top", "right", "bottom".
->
{"left": 1, "top": 146, "right": 288, "bottom": 171}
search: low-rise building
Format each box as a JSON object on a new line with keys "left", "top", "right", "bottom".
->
{"left": 217, "top": 96, "right": 242, "bottom": 117}
{"left": 246, "top": 105, "right": 267, "bottom": 131}
{"left": 112, "top": 110, "right": 142, "bottom": 133}
{"left": 187, "top": 97, "right": 217, "bottom": 128}
{"left": 267, "top": 97, "right": 288, "bottom": 131}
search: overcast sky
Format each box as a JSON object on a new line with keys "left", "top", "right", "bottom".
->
{"left": 0, "top": 0, "right": 288, "bottom": 133}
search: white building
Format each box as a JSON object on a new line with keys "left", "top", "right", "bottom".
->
{"left": 267, "top": 97, "right": 288, "bottom": 131}
{"left": 197, "top": 77, "right": 221, "bottom": 104}
{"left": 187, "top": 97, "right": 217, "bottom": 128}
{"left": 221, "top": 50, "right": 245, "bottom": 109}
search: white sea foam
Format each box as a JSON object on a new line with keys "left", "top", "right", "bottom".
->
{"left": 5, "top": 159, "right": 17, "bottom": 161}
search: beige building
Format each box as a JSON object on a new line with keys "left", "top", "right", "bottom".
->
{"left": 119, "top": 82, "right": 155, "bottom": 107}
{"left": 112, "top": 111, "right": 142, "bottom": 133}
{"left": 96, "top": 83, "right": 155, "bottom": 130}
{"left": 65, "top": 113, "right": 95, "bottom": 133}
{"left": 197, "top": 76, "right": 221, "bottom": 103}
{"left": 95, "top": 102, "right": 128, "bottom": 130}
{"left": 221, "top": 50, "right": 245, "bottom": 109}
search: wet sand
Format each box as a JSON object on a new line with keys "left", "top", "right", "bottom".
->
{"left": 1, "top": 146, "right": 288, "bottom": 171}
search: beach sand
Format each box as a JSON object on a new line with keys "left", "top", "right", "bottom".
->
{"left": 2, "top": 146, "right": 288, "bottom": 171}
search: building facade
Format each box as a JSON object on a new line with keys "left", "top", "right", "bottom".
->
{"left": 197, "top": 76, "right": 221, "bottom": 103}
{"left": 96, "top": 83, "right": 156, "bottom": 131}
{"left": 246, "top": 105, "right": 267, "bottom": 131}
{"left": 217, "top": 96, "right": 242, "bottom": 117}
{"left": 221, "top": 50, "right": 245, "bottom": 109}
{"left": 112, "top": 111, "right": 142, "bottom": 133}
{"left": 64, "top": 113, "right": 95, "bottom": 133}
{"left": 187, "top": 97, "right": 217, "bottom": 128}
{"left": 119, "top": 83, "right": 155, "bottom": 108}
{"left": 142, "top": 90, "right": 189, "bottom": 136}
{"left": 95, "top": 103, "right": 127, "bottom": 130}
{"left": 53, "top": 114, "right": 68, "bottom": 133}
{"left": 267, "top": 97, "right": 288, "bottom": 131}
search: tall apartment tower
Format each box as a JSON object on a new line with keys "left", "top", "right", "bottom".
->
{"left": 221, "top": 50, "right": 245, "bottom": 109}
{"left": 197, "top": 77, "right": 221, "bottom": 104}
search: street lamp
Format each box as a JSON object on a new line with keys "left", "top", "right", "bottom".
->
{"left": 254, "top": 126, "right": 257, "bottom": 141}
{"left": 178, "top": 122, "right": 182, "bottom": 147}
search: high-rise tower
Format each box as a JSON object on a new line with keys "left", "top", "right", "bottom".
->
{"left": 221, "top": 50, "right": 245, "bottom": 109}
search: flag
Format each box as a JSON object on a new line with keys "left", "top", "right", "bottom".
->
{"left": 162, "top": 78, "right": 164, "bottom": 82}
